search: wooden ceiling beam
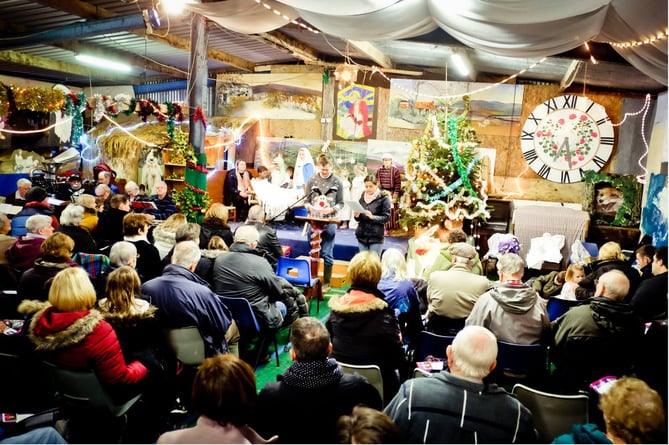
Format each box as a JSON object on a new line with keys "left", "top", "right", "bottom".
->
{"left": 257, "top": 30, "right": 322, "bottom": 64}
{"left": 0, "top": 49, "right": 141, "bottom": 83}
{"left": 33, "top": 0, "right": 255, "bottom": 72}
{"left": 347, "top": 40, "right": 393, "bottom": 68}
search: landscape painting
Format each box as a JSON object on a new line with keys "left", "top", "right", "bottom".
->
{"left": 215, "top": 73, "right": 322, "bottom": 119}
{"left": 388, "top": 79, "right": 524, "bottom": 136}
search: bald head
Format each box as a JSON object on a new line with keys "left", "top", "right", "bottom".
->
{"left": 447, "top": 326, "right": 498, "bottom": 379}
{"left": 596, "top": 270, "right": 630, "bottom": 301}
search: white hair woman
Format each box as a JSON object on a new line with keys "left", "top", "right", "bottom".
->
{"left": 55, "top": 204, "right": 97, "bottom": 254}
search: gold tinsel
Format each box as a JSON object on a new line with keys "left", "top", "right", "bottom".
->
{"left": 11, "top": 86, "right": 64, "bottom": 113}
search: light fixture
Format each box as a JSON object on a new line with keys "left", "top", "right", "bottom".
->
{"left": 450, "top": 52, "right": 470, "bottom": 78}
{"left": 334, "top": 63, "right": 359, "bottom": 88}
{"left": 75, "top": 54, "right": 132, "bottom": 73}
{"left": 161, "top": 0, "right": 199, "bottom": 15}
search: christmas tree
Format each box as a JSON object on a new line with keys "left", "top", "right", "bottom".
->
{"left": 169, "top": 127, "right": 211, "bottom": 222}
{"left": 398, "top": 97, "right": 489, "bottom": 230}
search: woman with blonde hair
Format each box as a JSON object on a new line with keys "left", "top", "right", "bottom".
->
{"left": 327, "top": 251, "right": 407, "bottom": 400}
{"left": 199, "top": 203, "right": 233, "bottom": 249}
{"left": 152, "top": 212, "right": 188, "bottom": 260}
{"left": 576, "top": 241, "right": 641, "bottom": 300}
{"left": 75, "top": 194, "right": 99, "bottom": 234}
{"left": 199, "top": 235, "right": 230, "bottom": 286}
{"left": 20, "top": 267, "right": 148, "bottom": 386}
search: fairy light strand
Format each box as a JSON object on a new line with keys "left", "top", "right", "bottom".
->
{"left": 253, "top": 0, "right": 319, "bottom": 33}
{"left": 608, "top": 29, "right": 668, "bottom": 48}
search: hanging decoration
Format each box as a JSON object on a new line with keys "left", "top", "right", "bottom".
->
{"left": 62, "top": 92, "right": 87, "bottom": 145}
{"left": 398, "top": 96, "right": 489, "bottom": 230}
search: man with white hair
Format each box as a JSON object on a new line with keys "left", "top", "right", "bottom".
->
{"left": 551, "top": 270, "right": 645, "bottom": 391}
{"left": 427, "top": 242, "right": 493, "bottom": 335}
{"left": 385, "top": 325, "right": 536, "bottom": 443}
{"left": 465, "top": 253, "right": 549, "bottom": 344}
{"left": 4, "top": 177, "right": 32, "bottom": 207}
{"left": 142, "top": 240, "right": 238, "bottom": 357}
{"left": 94, "top": 241, "right": 138, "bottom": 298}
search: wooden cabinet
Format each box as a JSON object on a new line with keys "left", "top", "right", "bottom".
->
{"left": 164, "top": 163, "right": 186, "bottom": 192}
{"left": 587, "top": 225, "right": 641, "bottom": 251}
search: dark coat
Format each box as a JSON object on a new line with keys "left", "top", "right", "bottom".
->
{"left": 630, "top": 272, "right": 668, "bottom": 322}
{"left": 19, "top": 300, "right": 148, "bottom": 386}
{"left": 199, "top": 218, "right": 234, "bottom": 249}
{"left": 575, "top": 259, "right": 641, "bottom": 301}
{"left": 128, "top": 239, "right": 163, "bottom": 281}
{"left": 18, "top": 259, "right": 78, "bottom": 301}
{"left": 141, "top": 264, "right": 234, "bottom": 356}
{"left": 55, "top": 224, "right": 97, "bottom": 254}
{"left": 212, "top": 243, "right": 284, "bottom": 330}
{"left": 326, "top": 288, "right": 408, "bottom": 399}
{"left": 354, "top": 191, "right": 391, "bottom": 245}
{"left": 95, "top": 208, "right": 129, "bottom": 248}
{"left": 137, "top": 194, "right": 177, "bottom": 220}
{"left": 245, "top": 221, "right": 284, "bottom": 269}
{"left": 255, "top": 360, "right": 382, "bottom": 443}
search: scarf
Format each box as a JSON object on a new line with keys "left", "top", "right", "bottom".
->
{"left": 349, "top": 284, "right": 388, "bottom": 301}
{"left": 363, "top": 188, "right": 380, "bottom": 204}
{"left": 235, "top": 169, "right": 248, "bottom": 193}
{"left": 281, "top": 357, "right": 343, "bottom": 389}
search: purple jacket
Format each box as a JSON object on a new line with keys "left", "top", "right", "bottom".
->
{"left": 5, "top": 235, "right": 46, "bottom": 271}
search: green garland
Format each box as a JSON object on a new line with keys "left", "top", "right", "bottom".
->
{"left": 583, "top": 170, "right": 641, "bottom": 227}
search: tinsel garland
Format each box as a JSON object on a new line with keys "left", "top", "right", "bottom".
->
{"left": 447, "top": 116, "right": 475, "bottom": 194}
{"left": 193, "top": 107, "right": 207, "bottom": 129}
{"left": 11, "top": 86, "right": 64, "bottom": 113}
{"left": 186, "top": 161, "right": 208, "bottom": 174}
{"left": 184, "top": 182, "right": 207, "bottom": 195}
{"left": 63, "top": 92, "right": 86, "bottom": 144}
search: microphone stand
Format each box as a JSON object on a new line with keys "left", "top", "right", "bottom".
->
{"left": 266, "top": 189, "right": 316, "bottom": 223}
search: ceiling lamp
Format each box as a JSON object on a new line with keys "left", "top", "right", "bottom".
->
{"left": 334, "top": 63, "right": 359, "bottom": 88}
{"left": 75, "top": 54, "right": 132, "bottom": 73}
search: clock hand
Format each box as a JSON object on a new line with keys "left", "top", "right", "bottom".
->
{"left": 559, "top": 137, "right": 571, "bottom": 167}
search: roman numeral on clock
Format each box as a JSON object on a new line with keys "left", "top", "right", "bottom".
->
{"left": 561, "top": 170, "right": 572, "bottom": 183}
{"left": 521, "top": 130, "right": 534, "bottom": 140}
{"left": 527, "top": 113, "right": 541, "bottom": 125}
{"left": 545, "top": 98, "right": 559, "bottom": 113}
{"left": 523, "top": 149, "right": 538, "bottom": 164}
{"left": 562, "top": 95, "right": 577, "bottom": 108}
{"left": 593, "top": 155, "right": 607, "bottom": 168}
{"left": 600, "top": 136, "right": 614, "bottom": 146}
{"left": 538, "top": 164, "right": 551, "bottom": 179}
{"left": 596, "top": 117, "right": 610, "bottom": 126}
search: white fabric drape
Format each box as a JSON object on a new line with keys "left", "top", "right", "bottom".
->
{"left": 186, "top": 0, "right": 666, "bottom": 86}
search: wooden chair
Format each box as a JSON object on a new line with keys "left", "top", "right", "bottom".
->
{"left": 512, "top": 383, "right": 589, "bottom": 443}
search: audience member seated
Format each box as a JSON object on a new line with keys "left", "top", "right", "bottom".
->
{"left": 19, "top": 267, "right": 148, "bottom": 387}
{"left": 558, "top": 263, "right": 586, "bottom": 300}
{"left": 142, "top": 240, "right": 239, "bottom": 357}
{"left": 160, "top": 223, "right": 212, "bottom": 279}
{"left": 213, "top": 225, "right": 304, "bottom": 339}
{"left": 378, "top": 248, "right": 423, "bottom": 347}
{"left": 55, "top": 204, "right": 97, "bottom": 254}
{"left": 55, "top": 172, "right": 85, "bottom": 202}
{"left": 0, "top": 212, "right": 16, "bottom": 266}
{"left": 152, "top": 212, "right": 188, "bottom": 260}
{"left": 327, "top": 251, "right": 408, "bottom": 400}
{"left": 96, "top": 169, "right": 119, "bottom": 194}
{"left": 422, "top": 228, "right": 483, "bottom": 279}
{"left": 255, "top": 317, "right": 382, "bottom": 443}
{"left": 17, "top": 233, "right": 78, "bottom": 302}
{"left": 634, "top": 244, "right": 655, "bottom": 281}
{"left": 337, "top": 406, "right": 400, "bottom": 444}
{"left": 157, "top": 354, "right": 275, "bottom": 444}
{"left": 5, "top": 214, "right": 54, "bottom": 274}
{"left": 75, "top": 194, "right": 99, "bottom": 235}
{"left": 576, "top": 241, "right": 641, "bottom": 301}
{"left": 123, "top": 213, "right": 162, "bottom": 281}
{"left": 198, "top": 236, "right": 229, "bottom": 286}
{"left": 9, "top": 186, "right": 58, "bottom": 237}
{"left": 384, "top": 326, "right": 536, "bottom": 443}
{"left": 95, "top": 194, "right": 130, "bottom": 249}
{"left": 124, "top": 180, "right": 141, "bottom": 203}
{"left": 140, "top": 181, "right": 177, "bottom": 221}
{"left": 245, "top": 204, "right": 284, "bottom": 269}
{"left": 98, "top": 265, "right": 177, "bottom": 443}
{"left": 550, "top": 270, "right": 644, "bottom": 392}
{"left": 531, "top": 270, "right": 565, "bottom": 299}
{"left": 0, "top": 426, "right": 67, "bottom": 444}
{"left": 630, "top": 246, "right": 668, "bottom": 322}
{"left": 552, "top": 377, "right": 666, "bottom": 444}
{"left": 94, "top": 241, "right": 139, "bottom": 298}
{"left": 3, "top": 177, "right": 31, "bottom": 207}
{"left": 94, "top": 184, "right": 114, "bottom": 213}
{"left": 466, "top": 253, "right": 549, "bottom": 344}
{"left": 199, "top": 203, "right": 233, "bottom": 249}
{"left": 427, "top": 242, "right": 492, "bottom": 336}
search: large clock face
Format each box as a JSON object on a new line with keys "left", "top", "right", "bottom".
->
{"left": 520, "top": 95, "right": 615, "bottom": 183}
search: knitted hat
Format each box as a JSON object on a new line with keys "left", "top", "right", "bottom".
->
{"left": 450, "top": 242, "right": 477, "bottom": 259}
{"left": 25, "top": 186, "right": 48, "bottom": 203}
{"left": 67, "top": 173, "right": 82, "bottom": 182}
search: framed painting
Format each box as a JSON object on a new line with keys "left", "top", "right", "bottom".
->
{"left": 334, "top": 83, "right": 376, "bottom": 141}
{"left": 582, "top": 171, "right": 643, "bottom": 228}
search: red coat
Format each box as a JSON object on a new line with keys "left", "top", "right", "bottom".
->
{"left": 21, "top": 302, "right": 147, "bottom": 386}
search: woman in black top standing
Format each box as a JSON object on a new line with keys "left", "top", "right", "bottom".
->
{"left": 353, "top": 173, "right": 391, "bottom": 257}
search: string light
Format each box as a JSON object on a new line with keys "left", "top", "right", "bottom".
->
{"left": 0, "top": 116, "right": 73, "bottom": 135}
{"left": 608, "top": 29, "right": 668, "bottom": 48}
{"left": 253, "top": 0, "right": 319, "bottom": 34}
{"left": 583, "top": 42, "right": 598, "bottom": 64}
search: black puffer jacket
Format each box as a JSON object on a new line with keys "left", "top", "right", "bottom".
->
{"left": 354, "top": 190, "right": 391, "bottom": 245}
{"left": 576, "top": 259, "right": 641, "bottom": 301}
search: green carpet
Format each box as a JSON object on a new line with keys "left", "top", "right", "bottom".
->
{"left": 254, "top": 286, "right": 348, "bottom": 391}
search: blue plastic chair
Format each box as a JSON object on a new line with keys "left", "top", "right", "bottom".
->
{"left": 493, "top": 341, "right": 548, "bottom": 384}
{"left": 416, "top": 331, "right": 456, "bottom": 362}
{"left": 546, "top": 297, "right": 582, "bottom": 321}
{"left": 582, "top": 242, "right": 599, "bottom": 258}
{"left": 218, "top": 295, "right": 279, "bottom": 368}
{"left": 276, "top": 256, "right": 322, "bottom": 314}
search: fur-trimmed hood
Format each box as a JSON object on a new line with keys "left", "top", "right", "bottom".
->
{"left": 328, "top": 289, "right": 388, "bottom": 314}
{"left": 200, "top": 249, "right": 228, "bottom": 259}
{"left": 18, "top": 300, "right": 103, "bottom": 352}
{"left": 98, "top": 302, "right": 157, "bottom": 328}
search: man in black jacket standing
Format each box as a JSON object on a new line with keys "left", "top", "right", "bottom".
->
{"left": 255, "top": 317, "right": 382, "bottom": 443}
